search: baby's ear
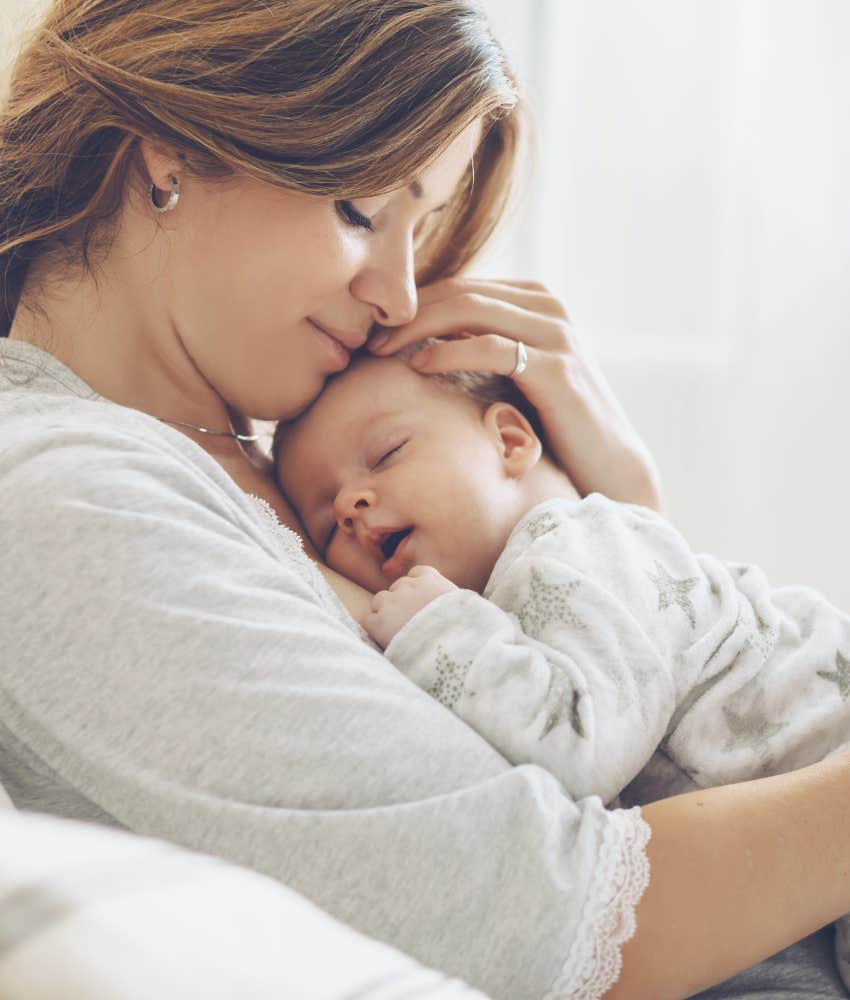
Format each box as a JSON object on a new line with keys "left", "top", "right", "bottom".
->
{"left": 482, "top": 403, "right": 542, "bottom": 478}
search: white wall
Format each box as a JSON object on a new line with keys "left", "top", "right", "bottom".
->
{"left": 0, "top": 0, "right": 45, "bottom": 91}
{"left": 479, "top": 0, "right": 850, "bottom": 608}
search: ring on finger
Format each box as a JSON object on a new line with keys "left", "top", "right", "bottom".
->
{"left": 508, "top": 339, "right": 528, "bottom": 377}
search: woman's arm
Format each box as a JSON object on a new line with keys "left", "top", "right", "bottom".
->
{"left": 7, "top": 416, "right": 850, "bottom": 1000}
{"left": 610, "top": 750, "right": 850, "bottom": 999}
{"left": 368, "top": 275, "right": 664, "bottom": 512}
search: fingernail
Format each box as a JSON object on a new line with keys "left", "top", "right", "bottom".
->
{"left": 410, "top": 349, "right": 430, "bottom": 369}
{"left": 370, "top": 332, "right": 390, "bottom": 352}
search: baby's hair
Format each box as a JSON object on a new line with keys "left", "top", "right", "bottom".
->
{"left": 393, "top": 337, "right": 547, "bottom": 446}
{"left": 272, "top": 337, "right": 547, "bottom": 461}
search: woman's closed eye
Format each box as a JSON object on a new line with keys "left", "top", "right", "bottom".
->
{"left": 335, "top": 199, "right": 374, "bottom": 232}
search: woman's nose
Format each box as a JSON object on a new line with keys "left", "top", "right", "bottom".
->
{"left": 334, "top": 485, "right": 378, "bottom": 535}
{"left": 351, "top": 231, "right": 418, "bottom": 328}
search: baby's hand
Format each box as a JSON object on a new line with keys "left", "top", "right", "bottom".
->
{"left": 365, "top": 565, "right": 458, "bottom": 649}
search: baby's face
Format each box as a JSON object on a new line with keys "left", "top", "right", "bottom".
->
{"left": 276, "top": 357, "right": 520, "bottom": 593}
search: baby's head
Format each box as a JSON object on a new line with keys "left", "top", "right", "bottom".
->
{"left": 275, "top": 345, "right": 576, "bottom": 593}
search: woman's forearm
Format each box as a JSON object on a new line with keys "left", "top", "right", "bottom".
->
{"left": 608, "top": 751, "right": 850, "bottom": 999}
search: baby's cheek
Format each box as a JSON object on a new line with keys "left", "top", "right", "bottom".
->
{"left": 329, "top": 540, "right": 379, "bottom": 591}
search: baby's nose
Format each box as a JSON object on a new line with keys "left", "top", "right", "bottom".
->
{"left": 335, "top": 487, "right": 377, "bottom": 534}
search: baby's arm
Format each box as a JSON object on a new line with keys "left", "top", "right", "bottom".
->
{"left": 371, "top": 510, "right": 686, "bottom": 804}
{"left": 660, "top": 556, "right": 850, "bottom": 786}
{"left": 498, "top": 494, "right": 850, "bottom": 789}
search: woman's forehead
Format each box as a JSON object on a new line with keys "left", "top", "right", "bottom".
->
{"left": 363, "top": 117, "right": 482, "bottom": 209}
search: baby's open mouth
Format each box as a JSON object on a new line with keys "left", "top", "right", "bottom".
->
{"left": 380, "top": 527, "right": 412, "bottom": 561}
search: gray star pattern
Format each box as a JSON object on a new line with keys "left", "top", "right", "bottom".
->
{"left": 427, "top": 647, "right": 472, "bottom": 711}
{"left": 743, "top": 605, "right": 779, "bottom": 660}
{"left": 647, "top": 560, "right": 698, "bottom": 629}
{"left": 817, "top": 650, "right": 850, "bottom": 700}
{"left": 722, "top": 691, "right": 788, "bottom": 756}
{"left": 522, "top": 510, "right": 559, "bottom": 542}
{"left": 538, "top": 663, "right": 585, "bottom": 741}
{"left": 516, "top": 569, "right": 585, "bottom": 638}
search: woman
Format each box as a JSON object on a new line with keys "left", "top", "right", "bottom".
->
{"left": 1, "top": 2, "right": 849, "bottom": 998}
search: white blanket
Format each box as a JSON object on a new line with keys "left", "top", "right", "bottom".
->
{"left": 0, "top": 810, "right": 489, "bottom": 1000}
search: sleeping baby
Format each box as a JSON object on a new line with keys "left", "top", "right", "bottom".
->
{"left": 274, "top": 343, "right": 850, "bottom": 984}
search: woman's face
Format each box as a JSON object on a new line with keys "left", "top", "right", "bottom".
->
{"left": 151, "top": 119, "right": 481, "bottom": 421}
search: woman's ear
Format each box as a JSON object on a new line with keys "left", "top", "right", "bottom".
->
{"left": 138, "top": 138, "right": 182, "bottom": 190}
{"left": 482, "top": 402, "right": 542, "bottom": 478}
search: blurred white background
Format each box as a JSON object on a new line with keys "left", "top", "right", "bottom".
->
{"left": 2, "top": 1, "right": 848, "bottom": 606}
{"left": 479, "top": 0, "right": 850, "bottom": 608}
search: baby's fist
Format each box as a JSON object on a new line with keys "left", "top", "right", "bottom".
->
{"left": 364, "top": 565, "right": 457, "bottom": 649}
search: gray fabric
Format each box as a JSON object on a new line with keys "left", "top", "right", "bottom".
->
{"left": 0, "top": 340, "right": 644, "bottom": 1000}
{"left": 695, "top": 926, "right": 848, "bottom": 999}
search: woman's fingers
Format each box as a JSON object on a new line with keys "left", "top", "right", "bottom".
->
{"left": 417, "top": 276, "right": 568, "bottom": 317}
{"left": 370, "top": 292, "right": 569, "bottom": 356}
{"left": 407, "top": 333, "right": 538, "bottom": 380}
{"left": 368, "top": 278, "right": 569, "bottom": 355}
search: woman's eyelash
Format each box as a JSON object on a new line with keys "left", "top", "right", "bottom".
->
{"left": 336, "top": 200, "right": 374, "bottom": 232}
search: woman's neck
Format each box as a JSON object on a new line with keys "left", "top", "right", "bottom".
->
{"left": 11, "top": 239, "right": 241, "bottom": 446}
{"left": 12, "top": 266, "right": 376, "bottom": 629}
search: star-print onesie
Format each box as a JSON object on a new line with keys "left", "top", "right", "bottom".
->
{"left": 383, "top": 492, "right": 850, "bottom": 994}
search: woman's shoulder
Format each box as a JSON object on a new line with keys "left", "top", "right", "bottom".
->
{"left": 0, "top": 339, "right": 212, "bottom": 467}
{"left": 0, "top": 370, "right": 293, "bottom": 581}
{"left": 1, "top": 390, "right": 237, "bottom": 506}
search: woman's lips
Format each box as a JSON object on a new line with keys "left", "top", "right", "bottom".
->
{"left": 381, "top": 529, "right": 414, "bottom": 579}
{"left": 308, "top": 318, "right": 350, "bottom": 369}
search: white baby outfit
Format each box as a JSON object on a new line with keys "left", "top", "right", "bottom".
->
{"left": 384, "top": 493, "right": 850, "bottom": 994}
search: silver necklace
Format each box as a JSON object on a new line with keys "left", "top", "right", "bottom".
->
{"left": 157, "top": 416, "right": 261, "bottom": 442}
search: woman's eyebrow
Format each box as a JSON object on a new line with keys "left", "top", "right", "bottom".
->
{"left": 408, "top": 177, "right": 448, "bottom": 213}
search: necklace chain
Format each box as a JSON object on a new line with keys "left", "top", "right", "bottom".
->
{"left": 157, "top": 416, "right": 261, "bottom": 442}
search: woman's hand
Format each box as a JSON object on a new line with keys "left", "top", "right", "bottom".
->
{"left": 369, "top": 276, "right": 664, "bottom": 512}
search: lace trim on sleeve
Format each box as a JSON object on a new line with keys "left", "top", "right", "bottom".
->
{"left": 544, "top": 805, "right": 651, "bottom": 1000}
{"left": 245, "top": 494, "right": 376, "bottom": 646}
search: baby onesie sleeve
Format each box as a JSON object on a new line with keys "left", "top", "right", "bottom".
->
{"left": 658, "top": 556, "right": 850, "bottom": 788}
{"left": 0, "top": 416, "right": 652, "bottom": 1000}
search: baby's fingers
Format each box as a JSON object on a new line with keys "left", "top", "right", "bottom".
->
{"left": 370, "top": 589, "right": 391, "bottom": 610}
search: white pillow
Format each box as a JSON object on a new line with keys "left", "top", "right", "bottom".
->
{"left": 0, "top": 810, "right": 489, "bottom": 1000}
{"left": 0, "top": 780, "right": 13, "bottom": 810}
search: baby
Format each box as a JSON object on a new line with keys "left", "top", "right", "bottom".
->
{"left": 275, "top": 343, "right": 850, "bottom": 982}
{"left": 276, "top": 344, "right": 850, "bottom": 792}
{"left": 276, "top": 345, "right": 850, "bottom": 985}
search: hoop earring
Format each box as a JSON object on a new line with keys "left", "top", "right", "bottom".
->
{"left": 150, "top": 175, "right": 180, "bottom": 213}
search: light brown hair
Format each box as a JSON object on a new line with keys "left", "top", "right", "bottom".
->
{"left": 0, "top": 0, "right": 522, "bottom": 336}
